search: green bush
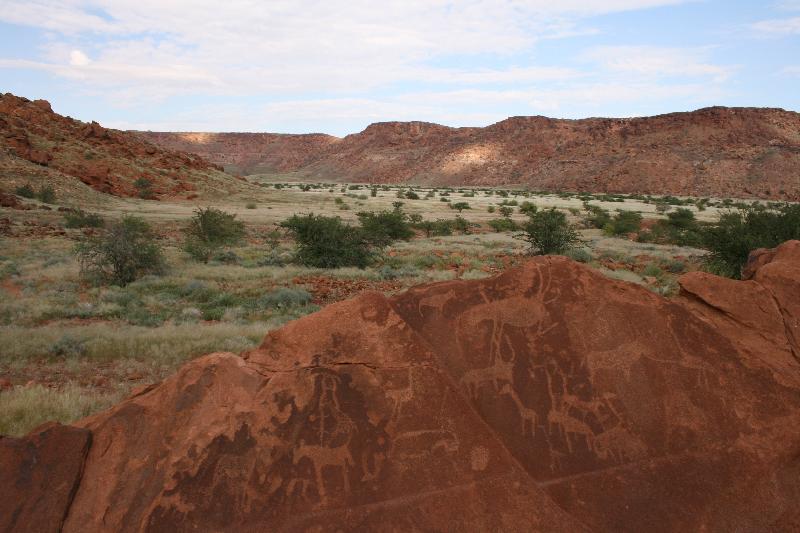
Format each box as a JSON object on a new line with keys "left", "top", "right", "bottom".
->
{"left": 604, "top": 210, "right": 642, "bottom": 236}
{"left": 517, "top": 208, "right": 579, "bottom": 255}
{"left": 450, "top": 202, "right": 470, "bottom": 212}
{"left": 280, "top": 213, "right": 374, "bottom": 268}
{"left": 405, "top": 190, "right": 420, "bottom": 200}
{"left": 14, "top": 183, "right": 36, "bottom": 198}
{"left": 134, "top": 178, "right": 155, "bottom": 199}
{"left": 77, "top": 216, "right": 166, "bottom": 286}
{"left": 357, "top": 207, "right": 414, "bottom": 247}
{"left": 498, "top": 206, "right": 514, "bottom": 218}
{"left": 565, "top": 248, "right": 592, "bottom": 263}
{"left": 37, "top": 185, "right": 56, "bottom": 204}
{"left": 183, "top": 207, "right": 246, "bottom": 263}
{"left": 583, "top": 204, "right": 611, "bottom": 229}
{"left": 519, "top": 202, "right": 538, "bottom": 216}
{"left": 64, "top": 209, "right": 104, "bottom": 228}
{"left": 257, "top": 287, "right": 313, "bottom": 308}
{"left": 488, "top": 218, "right": 519, "bottom": 232}
{"left": 703, "top": 205, "right": 800, "bottom": 278}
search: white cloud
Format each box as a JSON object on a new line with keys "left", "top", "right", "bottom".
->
{"left": 781, "top": 66, "right": 800, "bottom": 76}
{"left": 68, "top": 50, "right": 90, "bottom": 66}
{"left": 0, "top": 0, "right": 696, "bottom": 102}
{"left": 582, "top": 46, "right": 733, "bottom": 82}
{"left": 752, "top": 16, "right": 800, "bottom": 35}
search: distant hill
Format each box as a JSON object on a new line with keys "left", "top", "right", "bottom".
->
{"left": 0, "top": 93, "right": 249, "bottom": 200}
{"left": 141, "top": 107, "right": 800, "bottom": 200}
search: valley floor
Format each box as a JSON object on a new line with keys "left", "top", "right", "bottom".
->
{"left": 0, "top": 182, "right": 713, "bottom": 435}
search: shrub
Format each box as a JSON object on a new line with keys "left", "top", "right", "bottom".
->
{"left": 257, "top": 287, "right": 313, "bottom": 308}
{"left": 371, "top": 187, "right": 378, "bottom": 197}
{"left": 703, "top": 204, "right": 800, "bottom": 278}
{"left": 357, "top": 207, "right": 414, "bottom": 247}
{"left": 450, "top": 201, "right": 470, "bottom": 212}
{"left": 519, "top": 201, "right": 538, "bottom": 216}
{"left": 604, "top": 210, "right": 642, "bottom": 236}
{"left": 64, "top": 209, "right": 104, "bottom": 228}
{"left": 37, "top": 185, "right": 56, "bottom": 203}
{"left": 583, "top": 204, "right": 611, "bottom": 229}
{"left": 405, "top": 190, "right": 420, "bottom": 200}
{"left": 14, "top": 183, "right": 36, "bottom": 198}
{"left": 488, "top": 218, "right": 519, "bottom": 232}
{"left": 517, "top": 208, "right": 579, "bottom": 255}
{"left": 487, "top": 205, "right": 496, "bottom": 214}
{"left": 565, "top": 248, "right": 592, "bottom": 263}
{"left": 134, "top": 178, "right": 155, "bottom": 199}
{"left": 246, "top": 202, "right": 257, "bottom": 209}
{"left": 498, "top": 206, "right": 514, "bottom": 218}
{"left": 183, "top": 207, "right": 246, "bottom": 263}
{"left": 280, "top": 213, "right": 374, "bottom": 268}
{"left": 77, "top": 216, "right": 166, "bottom": 286}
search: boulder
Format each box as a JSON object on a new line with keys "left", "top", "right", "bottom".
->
{"left": 4, "top": 241, "right": 800, "bottom": 532}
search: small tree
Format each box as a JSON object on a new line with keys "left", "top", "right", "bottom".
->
{"left": 517, "top": 208, "right": 579, "bottom": 255}
{"left": 280, "top": 213, "right": 374, "bottom": 268}
{"left": 357, "top": 207, "right": 414, "bottom": 247}
{"left": 450, "top": 202, "right": 470, "bottom": 212}
{"left": 703, "top": 204, "right": 800, "bottom": 278}
{"left": 77, "top": 216, "right": 165, "bottom": 286}
{"left": 183, "top": 207, "right": 246, "bottom": 263}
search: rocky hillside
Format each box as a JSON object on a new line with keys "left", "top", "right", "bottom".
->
{"left": 142, "top": 107, "right": 800, "bottom": 200}
{"left": 3, "top": 241, "right": 800, "bottom": 532}
{"left": 0, "top": 93, "right": 245, "bottom": 199}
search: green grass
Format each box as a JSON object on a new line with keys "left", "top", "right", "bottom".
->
{"left": 0, "top": 384, "right": 126, "bottom": 437}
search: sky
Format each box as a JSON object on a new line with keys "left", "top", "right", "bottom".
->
{"left": 0, "top": 1, "right": 798, "bottom": 136}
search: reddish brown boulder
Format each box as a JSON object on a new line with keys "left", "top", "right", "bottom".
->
{"left": 0, "top": 423, "right": 91, "bottom": 533}
{"left": 4, "top": 241, "right": 800, "bottom": 532}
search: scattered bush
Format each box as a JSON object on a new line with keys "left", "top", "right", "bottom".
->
{"left": 583, "top": 204, "right": 611, "bottom": 229}
{"left": 517, "top": 208, "right": 579, "bottom": 255}
{"left": 488, "top": 218, "right": 518, "bottom": 232}
{"left": 14, "top": 183, "right": 35, "bottom": 198}
{"left": 519, "top": 201, "right": 538, "bottom": 216}
{"left": 246, "top": 202, "right": 257, "bottom": 209}
{"left": 64, "top": 209, "right": 104, "bottom": 228}
{"left": 498, "top": 206, "right": 514, "bottom": 218}
{"left": 134, "top": 178, "right": 155, "bottom": 199}
{"left": 450, "top": 201, "right": 470, "bottom": 212}
{"left": 77, "top": 216, "right": 166, "bottom": 286}
{"left": 183, "top": 207, "right": 246, "bottom": 263}
{"left": 257, "top": 287, "right": 313, "bottom": 308}
{"left": 565, "top": 248, "right": 592, "bottom": 263}
{"left": 604, "top": 210, "right": 642, "bottom": 236}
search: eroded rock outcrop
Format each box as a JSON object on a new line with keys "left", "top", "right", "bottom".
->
{"left": 0, "top": 93, "right": 234, "bottom": 199}
{"left": 3, "top": 241, "right": 800, "bottom": 532}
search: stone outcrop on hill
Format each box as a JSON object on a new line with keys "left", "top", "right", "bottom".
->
{"left": 0, "top": 93, "right": 232, "bottom": 199}
{"left": 142, "top": 107, "right": 800, "bottom": 200}
{"left": 2, "top": 241, "right": 800, "bottom": 532}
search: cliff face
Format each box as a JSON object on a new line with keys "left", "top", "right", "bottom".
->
{"left": 141, "top": 107, "right": 800, "bottom": 200}
{"left": 0, "top": 93, "right": 238, "bottom": 199}
{"left": 3, "top": 241, "right": 800, "bottom": 532}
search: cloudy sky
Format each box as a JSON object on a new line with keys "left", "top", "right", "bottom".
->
{"left": 0, "top": 1, "right": 798, "bottom": 135}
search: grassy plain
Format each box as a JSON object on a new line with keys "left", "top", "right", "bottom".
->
{"left": 1, "top": 180, "right": 716, "bottom": 435}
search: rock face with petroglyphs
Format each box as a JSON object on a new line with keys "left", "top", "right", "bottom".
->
{"left": 3, "top": 241, "right": 800, "bottom": 532}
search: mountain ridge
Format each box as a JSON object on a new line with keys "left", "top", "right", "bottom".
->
{"left": 140, "top": 106, "right": 800, "bottom": 200}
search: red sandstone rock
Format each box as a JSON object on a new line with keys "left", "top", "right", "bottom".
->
{"left": 3, "top": 241, "right": 800, "bottom": 532}
{"left": 0, "top": 422, "right": 91, "bottom": 533}
{"left": 141, "top": 107, "right": 800, "bottom": 200}
{"left": 0, "top": 93, "right": 234, "bottom": 199}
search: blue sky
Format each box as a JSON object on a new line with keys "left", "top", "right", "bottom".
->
{"left": 0, "top": 1, "right": 798, "bottom": 135}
